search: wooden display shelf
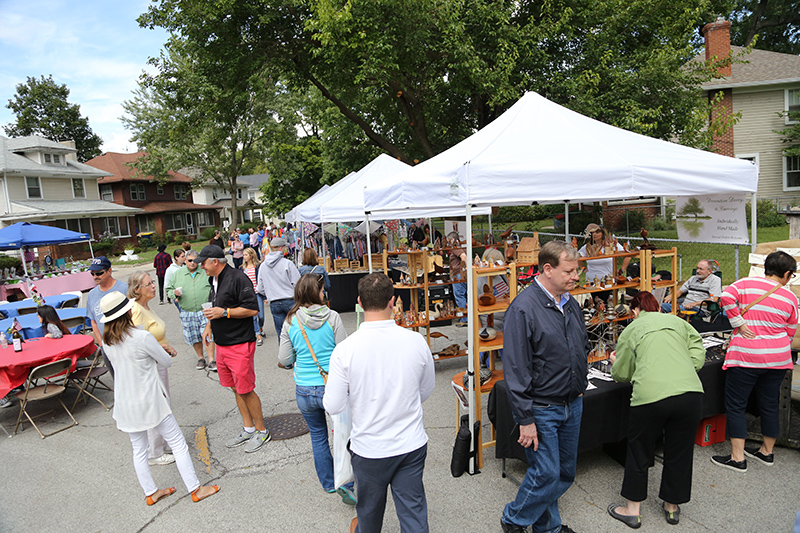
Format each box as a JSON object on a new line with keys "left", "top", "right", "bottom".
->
{"left": 476, "top": 297, "right": 511, "bottom": 315}
{"left": 397, "top": 320, "right": 430, "bottom": 329}
{"left": 474, "top": 265, "right": 510, "bottom": 275}
{"left": 434, "top": 349, "right": 467, "bottom": 362}
{"left": 393, "top": 283, "right": 426, "bottom": 290}
{"left": 451, "top": 369, "right": 505, "bottom": 394}
{"left": 571, "top": 280, "right": 640, "bottom": 295}
{"left": 578, "top": 250, "right": 640, "bottom": 262}
{"left": 477, "top": 331, "right": 504, "bottom": 351}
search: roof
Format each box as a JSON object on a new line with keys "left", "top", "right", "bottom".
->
{"left": 85, "top": 151, "right": 193, "bottom": 184}
{"left": 700, "top": 46, "right": 800, "bottom": 90}
{"left": 237, "top": 173, "right": 270, "bottom": 190}
{"left": 139, "top": 201, "right": 220, "bottom": 214}
{"left": 0, "top": 199, "right": 144, "bottom": 223}
{"left": 0, "top": 135, "right": 108, "bottom": 179}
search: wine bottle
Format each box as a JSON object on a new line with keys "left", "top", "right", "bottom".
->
{"left": 12, "top": 329, "right": 23, "bottom": 352}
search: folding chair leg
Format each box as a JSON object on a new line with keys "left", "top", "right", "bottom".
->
{"left": 15, "top": 398, "right": 78, "bottom": 438}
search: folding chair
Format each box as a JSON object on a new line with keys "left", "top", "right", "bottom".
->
{"left": 14, "top": 358, "right": 78, "bottom": 438}
{"left": 68, "top": 348, "right": 113, "bottom": 411}
{"left": 61, "top": 316, "right": 86, "bottom": 335}
{"left": 59, "top": 297, "right": 80, "bottom": 309}
{"left": 60, "top": 291, "right": 82, "bottom": 306}
{"left": 16, "top": 306, "right": 38, "bottom": 316}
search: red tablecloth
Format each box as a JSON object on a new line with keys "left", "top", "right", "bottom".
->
{"left": 0, "top": 334, "right": 96, "bottom": 398}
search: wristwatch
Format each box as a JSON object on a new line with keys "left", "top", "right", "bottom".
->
{"left": 222, "top": 308, "right": 229, "bottom": 318}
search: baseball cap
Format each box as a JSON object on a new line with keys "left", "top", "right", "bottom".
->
{"left": 270, "top": 237, "right": 287, "bottom": 248}
{"left": 88, "top": 256, "right": 112, "bottom": 271}
{"left": 195, "top": 245, "right": 225, "bottom": 264}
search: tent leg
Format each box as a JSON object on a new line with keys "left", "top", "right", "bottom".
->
{"left": 366, "top": 214, "right": 373, "bottom": 273}
{"left": 564, "top": 201, "right": 570, "bottom": 240}
{"left": 88, "top": 240, "right": 95, "bottom": 259}
{"left": 751, "top": 192, "right": 757, "bottom": 252}
{"left": 465, "top": 204, "right": 479, "bottom": 474}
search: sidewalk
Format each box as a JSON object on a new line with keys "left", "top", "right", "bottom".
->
{"left": 1, "top": 263, "right": 799, "bottom": 532}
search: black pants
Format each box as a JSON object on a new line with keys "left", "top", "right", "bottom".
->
{"left": 724, "top": 366, "right": 786, "bottom": 439}
{"left": 157, "top": 274, "right": 166, "bottom": 303}
{"left": 621, "top": 392, "right": 702, "bottom": 504}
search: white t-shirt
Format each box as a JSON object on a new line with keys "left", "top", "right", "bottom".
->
{"left": 578, "top": 242, "right": 624, "bottom": 281}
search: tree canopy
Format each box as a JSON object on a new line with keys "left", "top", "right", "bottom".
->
{"left": 4, "top": 75, "right": 103, "bottom": 162}
{"left": 728, "top": 0, "right": 800, "bottom": 54}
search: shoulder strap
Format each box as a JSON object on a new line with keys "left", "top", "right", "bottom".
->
{"left": 297, "top": 319, "right": 328, "bottom": 379}
{"left": 741, "top": 282, "right": 782, "bottom": 315}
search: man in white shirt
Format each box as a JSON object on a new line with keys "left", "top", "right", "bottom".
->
{"left": 324, "top": 273, "right": 436, "bottom": 533}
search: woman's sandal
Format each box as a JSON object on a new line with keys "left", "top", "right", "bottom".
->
{"left": 146, "top": 487, "right": 176, "bottom": 506}
{"left": 191, "top": 485, "right": 220, "bottom": 503}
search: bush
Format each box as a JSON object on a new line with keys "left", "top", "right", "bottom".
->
{"left": 746, "top": 199, "right": 786, "bottom": 228}
{"left": 649, "top": 216, "right": 675, "bottom": 231}
{"left": 0, "top": 255, "right": 22, "bottom": 271}
{"left": 614, "top": 209, "right": 647, "bottom": 234}
{"left": 132, "top": 247, "right": 142, "bottom": 254}
{"left": 92, "top": 242, "right": 114, "bottom": 256}
{"left": 201, "top": 227, "right": 217, "bottom": 240}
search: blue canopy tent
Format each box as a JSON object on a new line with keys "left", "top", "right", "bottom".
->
{"left": 0, "top": 222, "right": 93, "bottom": 276}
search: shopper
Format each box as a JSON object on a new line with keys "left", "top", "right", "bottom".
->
{"left": 241, "top": 247, "right": 265, "bottom": 346}
{"left": 298, "top": 248, "right": 331, "bottom": 297}
{"left": 209, "top": 229, "right": 224, "bottom": 249}
{"left": 278, "top": 274, "right": 355, "bottom": 504}
{"left": 324, "top": 273, "right": 435, "bottom": 533}
{"left": 164, "top": 248, "right": 186, "bottom": 308}
{"left": 711, "top": 251, "right": 798, "bottom": 472}
{"left": 230, "top": 231, "right": 245, "bottom": 270}
{"left": 257, "top": 237, "right": 300, "bottom": 340}
{"left": 38, "top": 305, "right": 70, "bottom": 339}
{"left": 87, "top": 256, "right": 128, "bottom": 377}
{"left": 607, "top": 291, "right": 705, "bottom": 528}
{"left": 98, "top": 291, "right": 219, "bottom": 506}
{"left": 153, "top": 244, "right": 172, "bottom": 305}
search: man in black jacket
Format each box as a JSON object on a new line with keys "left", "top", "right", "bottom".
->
{"left": 500, "top": 240, "right": 589, "bottom": 533}
{"left": 198, "top": 245, "right": 269, "bottom": 454}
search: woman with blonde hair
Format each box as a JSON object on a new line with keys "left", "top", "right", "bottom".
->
{"left": 241, "top": 247, "right": 265, "bottom": 346}
{"left": 99, "top": 291, "right": 219, "bottom": 506}
{"left": 128, "top": 270, "right": 178, "bottom": 467}
{"left": 578, "top": 223, "right": 630, "bottom": 282}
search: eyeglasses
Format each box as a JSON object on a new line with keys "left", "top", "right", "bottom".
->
{"left": 142, "top": 281, "right": 154, "bottom": 287}
{"left": 90, "top": 270, "right": 107, "bottom": 277}
{"left": 186, "top": 259, "right": 195, "bottom": 263}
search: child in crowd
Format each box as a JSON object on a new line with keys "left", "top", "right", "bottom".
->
{"left": 38, "top": 305, "right": 70, "bottom": 339}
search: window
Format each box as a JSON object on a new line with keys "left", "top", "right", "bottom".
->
{"left": 785, "top": 156, "right": 800, "bottom": 190}
{"left": 136, "top": 215, "right": 156, "bottom": 233}
{"left": 26, "top": 177, "right": 42, "bottom": 199}
{"left": 174, "top": 184, "right": 187, "bottom": 200}
{"left": 130, "top": 183, "right": 146, "bottom": 201}
{"left": 249, "top": 191, "right": 256, "bottom": 200}
{"left": 237, "top": 188, "right": 243, "bottom": 200}
{"left": 157, "top": 184, "right": 164, "bottom": 195}
{"left": 72, "top": 178, "right": 85, "bottom": 198}
{"left": 99, "top": 217, "right": 121, "bottom": 237}
{"left": 197, "top": 211, "right": 214, "bottom": 227}
{"left": 100, "top": 184, "right": 114, "bottom": 201}
{"left": 212, "top": 188, "right": 219, "bottom": 200}
{"left": 44, "top": 154, "right": 51, "bottom": 163}
{"left": 53, "top": 154, "right": 61, "bottom": 164}
{"left": 788, "top": 89, "right": 800, "bottom": 124}
{"left": 165, "top": 213, "right": 185, "bottom": 231}
{"left": 53, "top": 218, "right": 91, "bottom": 234}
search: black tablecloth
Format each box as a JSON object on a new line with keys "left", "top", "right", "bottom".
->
{"left": 488, "top": 358, "right": 725, "bottom": 464}
{"left": 328, "top": 272, "right": 369, "bottom": 313}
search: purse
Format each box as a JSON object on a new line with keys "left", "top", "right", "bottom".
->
{"left": 297, "top": 320, "right": 328, "bottom": 384}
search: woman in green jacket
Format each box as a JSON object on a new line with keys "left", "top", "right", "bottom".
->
{"left": 607, "top": 291, "right": 705, "bottom": 529}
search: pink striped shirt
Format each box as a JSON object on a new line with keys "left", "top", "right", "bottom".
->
{"left": 720, "top": 277, "right": 798, "bottom": 370}
{"left": 243, "top": 267, "right": 257, "bottom": 289}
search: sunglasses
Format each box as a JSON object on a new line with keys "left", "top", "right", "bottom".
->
{"left": 186, "top": 259, "right": 196, "bottom": 263}
{"left": 90, "top": 270, "right": 107, "bottom": 277}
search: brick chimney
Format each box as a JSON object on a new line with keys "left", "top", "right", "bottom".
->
{"left": 702, "top": 17, "right": 732, "bottom": 77}
{"left": 58, "top": 139, "right": 78, "bottom": 161}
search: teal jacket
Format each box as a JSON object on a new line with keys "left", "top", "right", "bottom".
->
{"left": 278, "top": 305, "right": 347, "bottom": 386}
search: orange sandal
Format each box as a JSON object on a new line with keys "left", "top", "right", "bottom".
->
{"left": 146, "top": 486, "right": 176, "bottom": 506}
{"left": 191, "top": 485, "right": 220, "bottom": 503}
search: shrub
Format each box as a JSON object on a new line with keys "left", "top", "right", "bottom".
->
{"left": 616, "top": 209, "right": 647, "bottom": 234}
{"left": 746, "top": 199, "right": 786, "bottom": 228}
{"left": 93, "top": 242, "right": 114, "bottom": 256}
{"left": 201, "top": 227, "right": 217, "bottom": 240}
{"left": 0, "top": 255, "right": 22, "bottom": 271}
{"left": 132, "top": 247, "right": 142, "bottom": 254}
{"left": 649, "top": 216, "right": 675, "bottom": 231}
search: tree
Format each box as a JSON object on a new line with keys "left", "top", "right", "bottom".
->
{"left": 4, "top": 75, "right": 103, "bottom": 162}
{"left": 139, "top": 0, "right": 727, "bottom": 169}
{"left": 728, "top": 0, "right": 800, "bottom": 54}
{"left": 775, "top": 111, "right": 800, "bottom": 158}
{"left": 122, "top": 38, "right": 289, "bottom": 229}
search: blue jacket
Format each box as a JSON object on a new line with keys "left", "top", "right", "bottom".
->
{"left": 503, "top": 280, "right": 589, "bottom": 426}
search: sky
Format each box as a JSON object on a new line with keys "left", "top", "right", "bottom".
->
{"left": 0, "top": 0, "right": 169, "bottom": 154}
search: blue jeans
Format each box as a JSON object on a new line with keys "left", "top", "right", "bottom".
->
{"left": 253, "top": 294, "right": 265, "bottom": 335}
{"left": 269, "top": 298, "right": 295, "bottom": 337}
{"left": 503, "top": 397, "right": 583, "bottom": 533}
{"left": 295, "top": 385, "right": 354, "bottom": 493}
{"left": 453, "top": 275, "right": 467, "bottom": 323}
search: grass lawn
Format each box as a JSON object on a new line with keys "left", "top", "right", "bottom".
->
{"left": 107, "top": 238, "right": 210, "bottom": 267}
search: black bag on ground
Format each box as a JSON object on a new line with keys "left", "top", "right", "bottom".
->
{"left": 451, "top": 415, "right": 472, "bottom": 477}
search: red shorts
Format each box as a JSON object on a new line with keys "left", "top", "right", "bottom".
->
{"left": 216, "top": 342, "right": 256, "bottom": 394}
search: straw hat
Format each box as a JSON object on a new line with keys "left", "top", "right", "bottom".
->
{"left": 98, "top": 291, "right": 134, "bottom": 323}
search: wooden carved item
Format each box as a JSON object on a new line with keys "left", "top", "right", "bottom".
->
{"left": 478, "top": 284, "right": 496, "bottom": 307}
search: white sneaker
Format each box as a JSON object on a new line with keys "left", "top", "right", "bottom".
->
{"left": 148, "top": 453, "right": 175, "bottom": 466}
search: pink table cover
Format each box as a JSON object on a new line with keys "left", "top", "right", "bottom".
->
{"left": 0, "top": 271, "right": 95, "bottom": 300}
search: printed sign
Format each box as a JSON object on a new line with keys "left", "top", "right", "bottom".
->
{"left": 675, "top": 194, "right": 749, "bottom": 245}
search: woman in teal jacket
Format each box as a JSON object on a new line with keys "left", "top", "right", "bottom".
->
{"left": 607, "top": 291, "right": 705, "bottom": 529}
{"left": 278, "top": 274, "right": 355, "bottom": 505}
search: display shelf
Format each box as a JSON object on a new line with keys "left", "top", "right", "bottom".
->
{"left": 384, "top": 248, "right": 431, "bottom": 346}
{"left": 476, "top": 298, "right": 512, "bottom": 315}
{"left": 477, "top": 331, "right": 504, "bottom": 351}
{"left": 398, "top": 320, "right": 430, "bottom": 329}
{"left": 570, "top": 280, "right": 640, "bottom": 295}
{"left": 452, "top": 369, "right": 505, "bottom": 395}
{"left": 392, "top": 283, "right": 426, "bottom": 290}
{"left": 434, "top": 349, "right": 467, "bottom": 362}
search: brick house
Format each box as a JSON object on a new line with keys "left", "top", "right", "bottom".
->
{"left": 85, "top": 151, "right": 221, "bottom": 240}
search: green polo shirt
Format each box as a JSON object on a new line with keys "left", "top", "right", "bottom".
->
{"left": 611, "top": 310, "right": 705, "bottom": 406}
{"left": 165, "top": 266, "right": 211, "bottom": 312}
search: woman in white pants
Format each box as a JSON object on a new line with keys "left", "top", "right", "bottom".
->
{"left": 99, "top": 291, "right": 219, "bottom": 505}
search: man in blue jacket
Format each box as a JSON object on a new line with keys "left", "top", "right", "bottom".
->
{"left": 501, "top": 240, "right": 589, "bottom": 533}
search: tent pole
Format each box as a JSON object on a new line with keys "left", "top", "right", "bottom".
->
{"left": 20, "top": 246, "right": 28, "bottom": 277}
{"left": 751, "top": 192, "right": 757, "bottom": 252}
{"left": 465, "top": 204, "right": 477, "bottom": 474}
{"left": 564, "top": 201, "right": 570, "bottom": 241}
{"left": 322, "top": 222, "right": 328, "bottom": 264}
{"left": 366, "top": 214, "right": 373, "bottom": 272}
{"left": 88, "top": 239, "right": 95, "bottom": 259}
{"left": 488, "top": 212, "right": 493, "bottom": 242}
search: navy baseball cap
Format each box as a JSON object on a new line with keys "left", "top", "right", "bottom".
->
{"left": 88, "top": 256, "right": 112, "bottom": 271}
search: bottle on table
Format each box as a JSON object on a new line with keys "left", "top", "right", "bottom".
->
{"left": 11, "top": 329, "right": 22, "bottom": 352}
{"left": 0, "top": 332, "right": 6, "bottom": 349}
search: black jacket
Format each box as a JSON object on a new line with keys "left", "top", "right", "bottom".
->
{"left": 503, "top": 279, "right": 589, "bottom": 426}
{"left": 209, "top": 264, "right": 259, "bottom": 346}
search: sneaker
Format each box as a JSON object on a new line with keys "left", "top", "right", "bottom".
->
{"left": 744, "top": 446, "right": 774, "bottom": 466}
{"left": 500, "top": 519, "right": 527, "bottom": 533}
{"left": 710, "top": 454, "right": 747, "bottom": 473}
{"left": 226, "top": 429, "right": 254, "bottom": 448}
{"left": 208, "top": 361, "right": 217, "bottom": 372}
{"left": 0, "top": 396, "right": 12, "bottom": 408}
{"left": 244, "top": 430, "right": 271, "bottom": 453}
{"left": 196, "top": 359, "right": 207, "bottom": 370}
{"left": 148, "top": 453, "right": 175, "bottom": 466}
{"left": 256, "top": 337, "right": 263, "bottom": 346}
{"left": 559, "top": 526, "right": 577, "bottom": 533}
{"left": 337, "top": 486, "right": 357, "bottom": 506}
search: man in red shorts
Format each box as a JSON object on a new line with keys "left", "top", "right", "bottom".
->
{"left": 197, "top": 244, "right": 269, "bottom": 453}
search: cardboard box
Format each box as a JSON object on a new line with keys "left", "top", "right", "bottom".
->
{"left": 695, "top": 413, "right": 727, "bottom": 447}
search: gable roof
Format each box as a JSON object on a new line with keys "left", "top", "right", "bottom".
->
{"left": 237, "top": 173, "right": 270, "bottom": 190}
{"left": 0, "top": 135, "right": 108, "bottom": 178}
{"left": 700, "top": 46, "right": 800, "bottom": 90}
{"left": 86, "top": 151, "right": 193, "bottom": 184}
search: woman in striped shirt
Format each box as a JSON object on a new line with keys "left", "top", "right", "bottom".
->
{"left": 241, "top": 247, "right": 264, "bottom": 346}
{"left": 712, "top": 251, "right": 798, "bottom": 473}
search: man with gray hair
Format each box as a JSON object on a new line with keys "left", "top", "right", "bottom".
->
{"left": 662, "top": 259, "right": 721, "bottom": 314}
{"left": 257, "top": 236, "right": 301, "bottom": 341}
{"left": 500, "top": 240, "right": 589, "bottom": 533}
{"left": 166, "top": 249, "right": 216, "bottom": 371}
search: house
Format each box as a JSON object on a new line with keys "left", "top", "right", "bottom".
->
{"left": 0, "top": 135, "right": 143, "bottom": 257}
{"left": 85, "top": 151, "right": 220, "bottom": 239}
{"left": 699, "top": 18, "right": 800, "bottom": 203}
{"left": 191, "top": 182, "right": 249, "bottom": 229}
{"left": 236, "top": 173, "right": 281, "bottom": 226}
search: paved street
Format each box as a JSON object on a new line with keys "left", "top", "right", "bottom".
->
{"left": 1, "top": 263, "right": 799, "bottom": 532}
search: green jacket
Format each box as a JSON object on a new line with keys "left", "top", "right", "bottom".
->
{"left": 611, "top": 310, "right": 704, "bottom": 406}
{"left": 165, "top": 266, "right": 211, "bottom": 312}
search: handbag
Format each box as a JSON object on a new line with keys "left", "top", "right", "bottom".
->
{"left": 297, "top": 320, "right": 328, "bottom": 384}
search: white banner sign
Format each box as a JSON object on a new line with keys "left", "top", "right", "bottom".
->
{"left": 675, "top": 193, "right": 749, "bottom": 245}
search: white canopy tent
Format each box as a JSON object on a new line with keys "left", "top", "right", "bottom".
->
{"left": 362, "top": 91, "right": 759, "bottom": 473}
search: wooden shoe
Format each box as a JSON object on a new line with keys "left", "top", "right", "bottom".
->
{"left": 146, "top": 486, "right": 175, "bottom": 506}
{"left": 191, "top": 484, "right": 220, "bottom": 503}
